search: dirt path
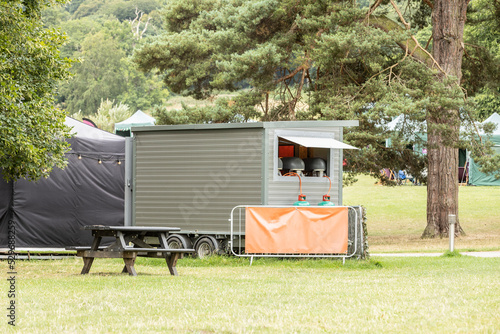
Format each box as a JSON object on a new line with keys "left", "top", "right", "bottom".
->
{"left": 371, "top": 251, "right": 500, "bottom": 257}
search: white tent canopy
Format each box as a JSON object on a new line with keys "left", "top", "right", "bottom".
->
{"left": 114, "top": 110, "right": 155, "bottom": 132}
{"left": 386, "top": 114, "right": 425, "bottom": 131}
{"left": 468, "top": 112, "right": 500, "bottom": 186}
{"left": 66, "top": 117, "right": 123, "bottom": 142}
{"left": 386, "top": 114, "right": 404, "bottom": 131}
{"left": 482, "top": 112, "right": 500, "bottom": 135}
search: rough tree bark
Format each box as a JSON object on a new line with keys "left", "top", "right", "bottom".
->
{"left": 422, "top": 0, "right": 469, "bottom": 238}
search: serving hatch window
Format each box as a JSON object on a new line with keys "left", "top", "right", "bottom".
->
{"left": 274, "top": 131, "right": 358, "bottom": 180}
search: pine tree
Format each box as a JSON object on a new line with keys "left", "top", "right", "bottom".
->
{"left": 134, "top": 0, "right": 500, "bottom": 237}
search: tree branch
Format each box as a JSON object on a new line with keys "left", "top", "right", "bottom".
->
{"left": 422, "top": 0, "right": 434, "bottom": 10}
{"left": 129, "top": 7, "right": 150, "bottom": 40}
{"left": 130, "top": 9, "right": 139, "bottom": 35}
{"left": 292, "top": 67, "right": 307, "bottom": 108}
{"left": 349, "top": 39, "right": 412, "bottom": 101}
{"left": 265, "top": 92, "right": 269, "bottom": 116}
{"left": 287, "top": 21, "right": 298, "bottom": 35}
{"left": 389, "top": 0, "right": 410, "bottom": 29}
{"left": 364, "top": 1, "right": 441, "bottom": 72}
{"left": 368, "top": 15, "right": 446, "bottom": 75}
{"left": 305, "top": 68, "right": 313, "bottom": 90}
{"left": 425, "top": 35, "right": 433, "bottom": 51}
{"left": 365, "top": 0, "right": 383, "bottom": 21}
{"left": 140, "top": 17, "right": 152, "bottom": 39}
{"left": 276, "top": 65, "right": 305, "bottom": 84}
{"left": 410, "top": 35, "right": 445, "bottom": 73}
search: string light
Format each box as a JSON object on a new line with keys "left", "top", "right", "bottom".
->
{"left": 71, "top": 153, "right": 124, "bottom": 165}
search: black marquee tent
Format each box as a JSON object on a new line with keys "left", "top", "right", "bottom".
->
{"left": 0, "top": 118, "right": 126, "bottom": 248}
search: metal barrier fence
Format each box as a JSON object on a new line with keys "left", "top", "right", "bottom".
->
{"left": 229, "top": 205, "right": 359, "bottom": 263}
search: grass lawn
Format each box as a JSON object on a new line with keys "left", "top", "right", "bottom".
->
{"left": 2, "top": 256, "right": 499, "bottom": 333}
{"left": 1, "top": 175, "right": 498, "bottom": 332}
{"left": 343, "top": 175, "right": 500, "bottom": 252}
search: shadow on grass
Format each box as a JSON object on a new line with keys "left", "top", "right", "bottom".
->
{"left": 71, "top": 272, "right": 160, "bottom": 277}
{"left": 137, "top": 255, "right": 384, "bottom": 270}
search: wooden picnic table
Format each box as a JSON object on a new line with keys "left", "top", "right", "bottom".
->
{"left": 66, "top": 225, "right": 194, "bottom": 276}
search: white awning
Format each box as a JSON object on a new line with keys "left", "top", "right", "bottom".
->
{"left": 279, "top": 135, "right": 358, "bottom": 150}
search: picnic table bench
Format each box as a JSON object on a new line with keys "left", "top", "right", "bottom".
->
{"left": 66, "top": 225, "right": 195, "bottom": 276}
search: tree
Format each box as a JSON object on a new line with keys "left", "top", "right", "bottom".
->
{"left": 48, "top": 3, "right": 169, "bottom": 115}
{"left": 135, "top": 0, "right": 499, "bottom": 238}
{"left": 0, "top": 0, "right": 73, "bottom": 181}
{"left": 151, "top": 91, "right": 261, "bottom": 125}
{"left": 463, "top": 0, "right": 500, "bottom": 121}
{"left": 422, "top": 0, "right": 468, "bottom": 238}
{"left": 60, "top": 30, "right": 126, "bottom": 115}
{"left": 103, "top": 0, "right": 161, "bottom": 23}
{"left": 72, "top": 99, "right": 132, "bottom": 132}
{"left": 117, "top": 57, "right": 170, "bottom": 111}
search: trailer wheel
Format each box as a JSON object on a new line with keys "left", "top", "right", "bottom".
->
{"left": 167, "top": 235, "right": 192, "bottom": 258}
{"left": 194, "top": 236, "right": 219, "bottom": 258}
{"left": 167, "top": 234, "right": 192, "bottom": 249}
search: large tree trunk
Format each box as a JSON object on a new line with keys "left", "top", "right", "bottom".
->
{"left": 422, "top": 0, "right": 468, "bottom": 238}
{"left": 424, "top": 115, "right": 462, "bottom": 238}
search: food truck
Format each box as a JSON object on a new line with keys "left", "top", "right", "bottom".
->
{"left": 128, "top": 120, "right": 365, "bottom": 258}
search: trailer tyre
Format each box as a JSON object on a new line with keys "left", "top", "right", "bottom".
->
{"left": 194, "top": 236, "right": 219, "bottom": 258}
{"left": 167, "top": 234, "right": 192, "bottom": 249}
{"left": 167, "top": 234, "right": 192, "bottom": 259}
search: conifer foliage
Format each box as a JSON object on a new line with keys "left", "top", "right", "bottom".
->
{"left": 136, "top": 0, "right": 499, "bottom": 237}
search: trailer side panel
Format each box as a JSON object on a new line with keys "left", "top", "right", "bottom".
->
{"left": 134, "top": 128, "right": 263, "bottom": 233}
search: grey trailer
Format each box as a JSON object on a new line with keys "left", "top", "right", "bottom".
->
{"left": 130, "top": 120, "right": 359, "bottom": 256}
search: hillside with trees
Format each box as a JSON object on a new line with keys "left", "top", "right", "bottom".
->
{"left": 44, "top": 1, "right": 500, "bottom": 127}
{"left": 43, "top": 0, "right": 170, "bottom": 117}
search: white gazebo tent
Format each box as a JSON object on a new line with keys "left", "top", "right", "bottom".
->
{"left": 114, "top": 110, "right": 155, "bottom": 137}
{"left": 468, "top": 112, "right": 500, "bottom": 186}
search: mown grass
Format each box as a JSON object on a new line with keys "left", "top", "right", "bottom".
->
{"left": 343, "top": 175, "right": 500, "bottom": 252}
{"left": 2, "top": 256, "right": 499, "bottom": 333}
{"left": 2, "top": 175, "right": 498, "bottom": 332}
